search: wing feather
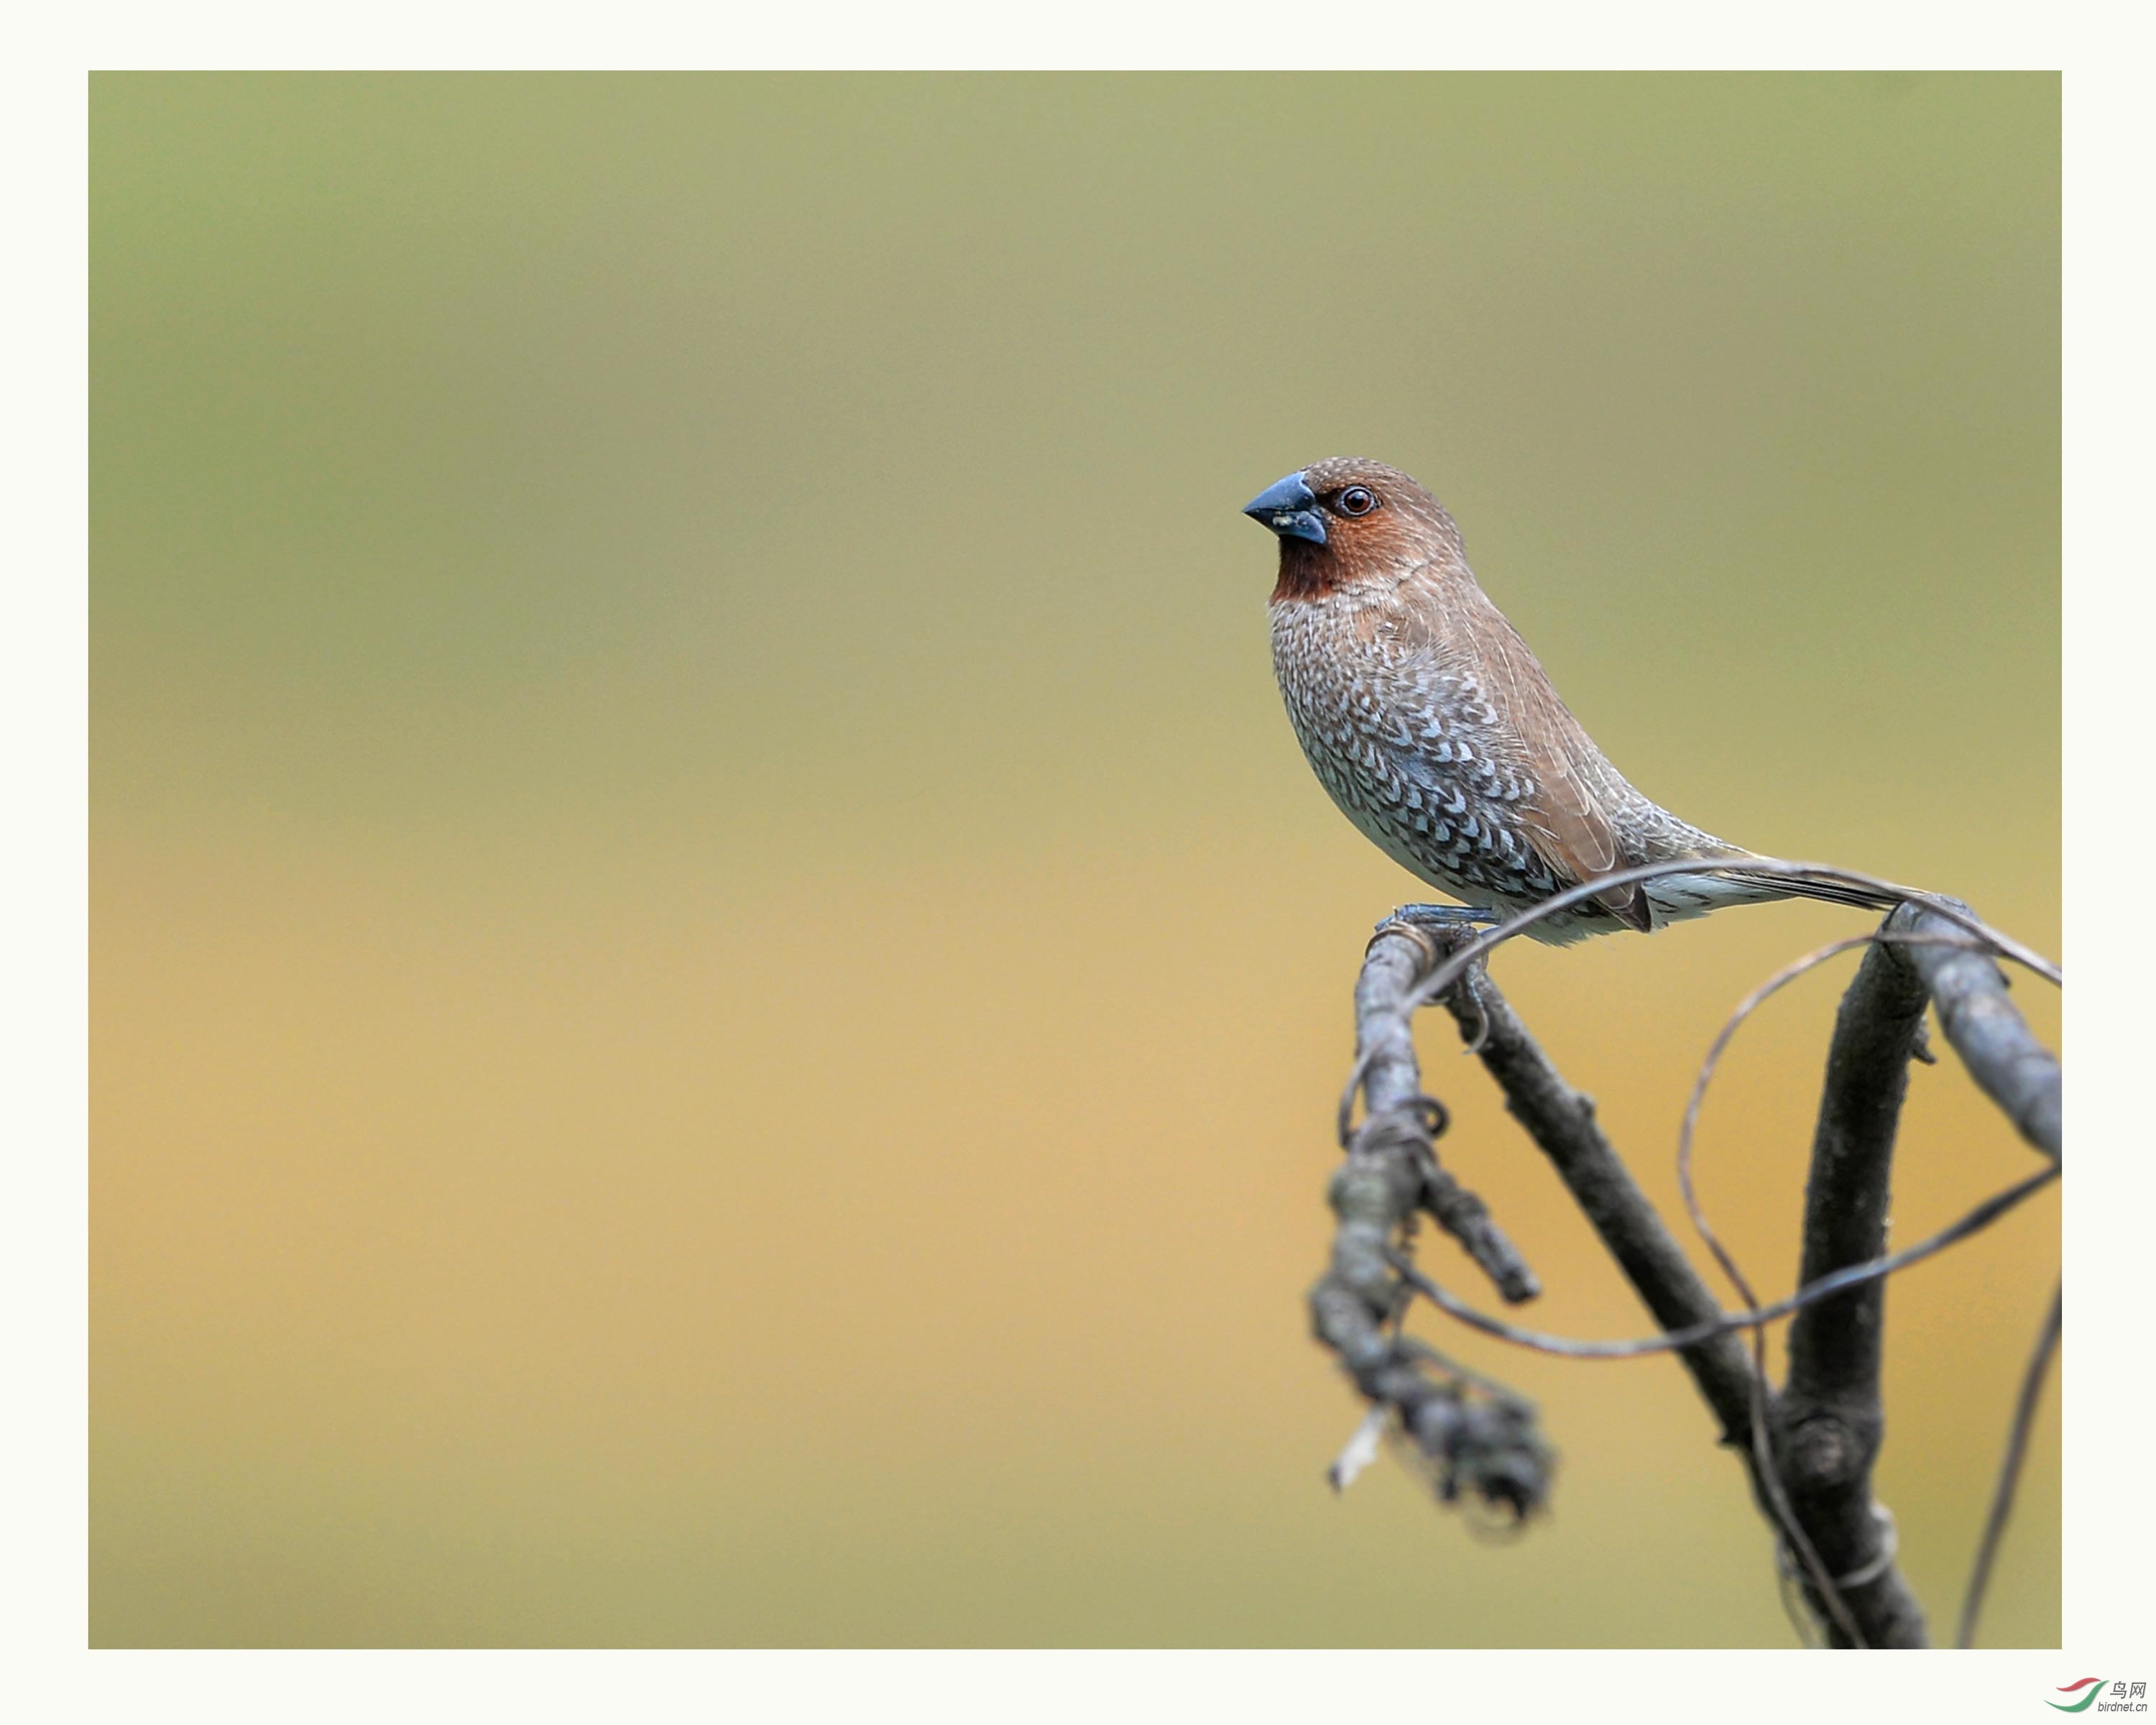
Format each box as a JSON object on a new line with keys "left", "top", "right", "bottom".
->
{"left": 1399, "top": 581, "right": 1651, "bottom": 932}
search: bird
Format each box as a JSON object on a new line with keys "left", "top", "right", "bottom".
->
{"left": 1244, "top": 456, "right": 1899, "bottom": 944}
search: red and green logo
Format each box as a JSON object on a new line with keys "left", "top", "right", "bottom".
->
{"left": 2050, "top": 1681, "right": 2108, "bottom": 1714}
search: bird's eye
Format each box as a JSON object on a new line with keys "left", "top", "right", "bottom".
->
{"left": 1337, "top": 486, "right": 1376, "bottom": 517}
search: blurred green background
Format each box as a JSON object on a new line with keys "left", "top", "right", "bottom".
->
{"left": 91, "top": 73, "right": 2060, "bottom": 1647}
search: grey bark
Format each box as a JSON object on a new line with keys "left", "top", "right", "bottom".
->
{"left": 1353, "top": 927, "right": 1539, "bottom": 1303}
{"left": 1439, "top": 964, "right": 1760, "bottom": 1448}
{"left": 1319, "top": 896, "right": 2060, "bottom": 1648}
{"left": 1777, "top": 932, "right": 1936, "bottom": 1647}
{"left": 1307, "top": 926, "right": 1551, "bottom": 1516}
{"left": 1898, "top": 902, "right": 2062, "bottom": 1159}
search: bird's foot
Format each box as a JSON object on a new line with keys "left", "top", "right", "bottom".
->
{"left": 1375, "top": 905, "right": 1502, "bottom": 1041}
{"left": 1377, "top": 902, "right": 1507, "bottom": 934}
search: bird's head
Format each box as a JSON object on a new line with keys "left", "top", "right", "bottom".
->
{"left": 1242, "top": 456, "right": 1466, "bottom": 602}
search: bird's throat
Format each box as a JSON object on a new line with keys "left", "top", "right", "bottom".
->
{"left": 1271, "top": 538, "right": 1343, "bottom": 604}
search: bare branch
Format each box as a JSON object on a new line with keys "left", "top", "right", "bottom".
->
{"left": 1307, "top": 926, "right": 1552, "bottom": 1518}
{"left": 1896, "top": 901, "right": 2063, "bottom": 1159}
{"left": 1307, "top": 1171, "right": 1553, "bottom": 1518}
{"left": 1319, "top": 889, "right": 2063, "bottom": 1648}
{"left": 1439, "top": 962, "right": 1761, "bottom": 1445}
{"left": 1437, "top": 952, "right": 1876, "bottom": 1643}
{"left": 1386, "top": 1162, "right": 2055, "bottom": 1362}
{"left": 1958, "top": 1283, "right": 2063, "bottom": 1648}
{"left": 1350, "top": 926, "right": 1539, "bottom": 1302}
{"left": 1776, "top": 933, "right": 1938, "bottom": 1647}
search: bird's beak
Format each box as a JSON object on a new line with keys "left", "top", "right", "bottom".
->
{"left": 1242, "top": 472, "right": 1327, "bottom": 546}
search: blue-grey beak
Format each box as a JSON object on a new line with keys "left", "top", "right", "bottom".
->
{"left": 1243, "top": 471, "right": 1327, "bottom": 546}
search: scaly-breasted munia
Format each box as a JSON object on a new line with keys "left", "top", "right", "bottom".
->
{"left": 1246, "top": 457, "right": 1894, "bottom": 944}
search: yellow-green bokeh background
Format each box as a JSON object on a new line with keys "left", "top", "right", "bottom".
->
{"left": 91, "top": 73, "right": 2060, "bottom": 1647}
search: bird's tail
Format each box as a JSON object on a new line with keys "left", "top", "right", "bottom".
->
{"left": 1638, "top": 847, "right": 1918, "bottom": 928}
{"left": 1717, "top": 868, "right": 1907, "bottom": 913}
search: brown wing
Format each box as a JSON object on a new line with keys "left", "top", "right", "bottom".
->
{"left": 1440, "top": 588, "right": 1651, "bottom": 932}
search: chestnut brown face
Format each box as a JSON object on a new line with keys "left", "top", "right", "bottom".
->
{"left": 1243, "top": 457, "right": 1466, "bottom": 601}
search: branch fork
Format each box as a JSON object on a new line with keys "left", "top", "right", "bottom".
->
{"left": 1309, "top": 882, "right": 2063, "bottom": 1649}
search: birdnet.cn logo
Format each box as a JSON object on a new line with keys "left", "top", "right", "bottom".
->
{"left": 2050, "top": 1681, "right": 2148, "bottom": 1713}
